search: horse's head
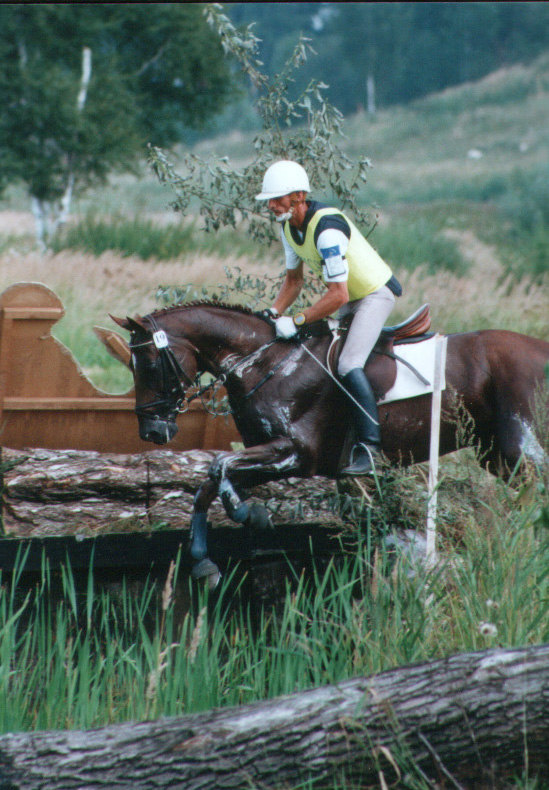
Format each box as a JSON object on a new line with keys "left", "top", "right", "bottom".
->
{"left": 111, "top": 301, "right": 278, "bottom": 444}
{"left": 111, "top": 313, "right": 198, "bottom": 445}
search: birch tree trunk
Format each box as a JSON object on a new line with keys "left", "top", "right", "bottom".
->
{"left": 54, "top": 46, "right": 92, "bottom": 236}
{"left": 30, "top": 46, "right": 92, "bottom": 247}
{"left": 366, "top": 73, "right": 376, "bottom": 115}
{"left": 0, "top": 644, "right": 547, "bottom": 789}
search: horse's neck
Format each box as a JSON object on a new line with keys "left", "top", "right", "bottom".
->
{"left": 180, "top": 309, "right": 272, "bottom": 371}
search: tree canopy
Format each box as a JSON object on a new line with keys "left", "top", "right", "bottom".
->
{"left": 227, "top": 2, "right": 549, "bottom": 116}
{"left": 0, "top": 4, "right": 236, "bottom": 242}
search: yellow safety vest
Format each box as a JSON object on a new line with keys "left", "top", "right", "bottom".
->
{"left": 283, "top": 207, "right": 392, "bottom": 300}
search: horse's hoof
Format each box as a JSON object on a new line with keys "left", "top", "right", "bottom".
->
{"left": 191, "top": 558, "right": 221, "bottom": 590}
{"left": 246, "top": 502, "right": 273, "bottom": 530}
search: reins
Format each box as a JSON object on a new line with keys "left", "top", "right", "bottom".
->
{"left": 297, "top": 340, "right": 379, "bottom": 427}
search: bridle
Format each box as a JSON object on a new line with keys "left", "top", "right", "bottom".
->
{"left": 129, "top": 314, "right": 198, "bottom": 420}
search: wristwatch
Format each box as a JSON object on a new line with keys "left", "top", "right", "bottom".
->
{"left": 293, "top": 312, "right": 306, "bottom": 327}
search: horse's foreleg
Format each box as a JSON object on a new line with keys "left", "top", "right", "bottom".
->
{"left": 190, "top": 478, "right": 221, "bottom": 588}
{"left": 209, "top": 439, "right": 303, "bottom": 528}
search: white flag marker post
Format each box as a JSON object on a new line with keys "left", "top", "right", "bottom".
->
{"left": 426, "top": 334, "right": 446, "bottom": 567}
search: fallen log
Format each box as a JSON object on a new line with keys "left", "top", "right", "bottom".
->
{"left": 1, "top": 448, "right": 342, "bottom": 536}
{"left": 0, "top": 644, "right": 547, "bottom": 789}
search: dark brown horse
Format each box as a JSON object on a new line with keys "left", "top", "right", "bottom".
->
{"left": 112, "top": 302, "right": 549, "bottom": 584}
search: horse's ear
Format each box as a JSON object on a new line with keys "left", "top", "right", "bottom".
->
{"left": 93, "top": 326, "right": 132, "bottom": 368}
{"left": 110, "top": 314, "right": 147, "bottom": 333}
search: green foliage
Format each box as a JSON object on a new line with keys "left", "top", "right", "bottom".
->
{"left": 228, "top": 3, "right": 549, "bottom": 117}
{"left": 51, "top": 214, "right": 261, "bottom": 262}
{"left": 149, "top": 4, "right": 372, "bottom": 247}
{"left": 0, "top": 5, "right": 236, "bottom": 241}
{"left": 371, "top": 216, "right": 468, "bottom": 275}
{"left": 491, "top": 165, "right": 549, "bottom": 281}
{"left": 496, "top": 165, "right": 549, "bottom": 231}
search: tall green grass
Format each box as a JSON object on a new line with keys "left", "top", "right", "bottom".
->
{"left": 51, "top": 211, "right": 469, "bottom": 278}
{"left": 371, "top": 216, "right": 468, "bottom": 275}
{"left": 51, "top": 213, "right": 259, "bottom": 262}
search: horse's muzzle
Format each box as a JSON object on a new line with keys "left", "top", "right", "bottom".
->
{"left": 138, "top": 415, "right": 179, "bottom": 444}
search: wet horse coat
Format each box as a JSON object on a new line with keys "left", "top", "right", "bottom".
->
{"left": 113, "top": 303, "right": 549, "bottom": 582}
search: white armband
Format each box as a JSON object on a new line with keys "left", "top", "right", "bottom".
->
{"left": 317, "top": 228, "right": 349, "bottom": 282}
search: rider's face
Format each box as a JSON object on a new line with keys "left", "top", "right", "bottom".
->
{"left": 268, "top": 193, "right": 293, "bottom": 218}
{"left": 268, "top": 192, "right": 306, "bottom": 226}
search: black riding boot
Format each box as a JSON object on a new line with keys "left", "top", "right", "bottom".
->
{"left": 340, "top": 368, "right": 381, "bottom": 476}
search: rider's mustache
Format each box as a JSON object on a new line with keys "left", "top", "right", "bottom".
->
{"left": 274, "top": 206, "right": 293, "bottom": 223}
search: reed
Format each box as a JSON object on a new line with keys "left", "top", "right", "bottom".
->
{"left": 0, "top": 459, "right": 546, "bottom": 732}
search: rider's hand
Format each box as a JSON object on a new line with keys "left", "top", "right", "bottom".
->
{"left": 274, "top": 316, "right": 298, "bottom": 339}
{"left": 259, "top": 307, "right": 279, "bottom": 322}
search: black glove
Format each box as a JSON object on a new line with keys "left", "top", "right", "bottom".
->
{"left": 259, "top": 307, "right": 279, "bottom": 322}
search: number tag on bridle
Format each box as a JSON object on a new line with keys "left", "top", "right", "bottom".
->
{"left": 153, "top": 330, "right": 169, "bottom": 349}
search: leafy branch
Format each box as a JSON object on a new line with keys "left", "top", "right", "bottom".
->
{"left": 148, "top": 3, "right": 373, "bottom": 246}
{"left": 156, "top": 265, "right": 324, "bottom": 312}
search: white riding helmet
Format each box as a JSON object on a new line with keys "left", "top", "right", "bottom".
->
{"left": 255, "top": 160, "right": 310, "bottom": 200}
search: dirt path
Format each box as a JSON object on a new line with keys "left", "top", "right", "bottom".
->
{"left": 444, "top": 227, "right": 503, "bottom": 278}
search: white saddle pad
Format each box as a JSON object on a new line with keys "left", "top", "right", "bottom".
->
{"left": 378, "top": 334, "right": 447, "bottom": 404}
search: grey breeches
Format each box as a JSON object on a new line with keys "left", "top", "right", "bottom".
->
{"left": 337, "top": 285, "right": 396, "bottom": 377}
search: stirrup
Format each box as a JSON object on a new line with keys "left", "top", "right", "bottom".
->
{"left": 341, "top": 443, "right": 380, "bottom": 476}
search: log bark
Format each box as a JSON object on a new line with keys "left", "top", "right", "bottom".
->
{"left": 0, "top": 644, "right": 547, "bottom": 789}
{"left": 1, "top": 448, "right": 342, "bottom": 536}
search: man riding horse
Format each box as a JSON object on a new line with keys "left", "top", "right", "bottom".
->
{"left": 256, "top": 160, "right": 403, "bottom": 475}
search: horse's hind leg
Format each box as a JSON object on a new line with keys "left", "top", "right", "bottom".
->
{"left": 190, "top": 478, "right": 221, "bottom": 588}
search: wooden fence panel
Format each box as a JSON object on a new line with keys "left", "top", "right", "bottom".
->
{"left": 0, "top": 283, "right": 240, "bottom": 453}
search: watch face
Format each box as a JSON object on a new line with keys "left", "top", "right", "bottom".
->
{"left": 294, "top": 312, "right": 306, "bottom": 326}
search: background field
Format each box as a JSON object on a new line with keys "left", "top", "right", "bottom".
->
{"left": 0, "top": 55, "right": 547, "bottom": 394}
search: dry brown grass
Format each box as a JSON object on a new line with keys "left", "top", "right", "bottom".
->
{"left": 0, "top": 247, "right": 274, "bottom": 330}
{"left": 395, "top": 230, "right": 548, "bottom": 338}
{"left": 0, "top": 217, "right": 546, "bottom": 347}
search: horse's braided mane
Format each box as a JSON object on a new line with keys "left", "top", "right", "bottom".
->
{"left": 148, "top": 300, "right": 257, "bottom": 319}
{"left": 145, "top": 300, "right": 331, "bottom": 337}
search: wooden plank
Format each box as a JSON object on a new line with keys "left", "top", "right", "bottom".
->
{"left": 1, "top": 307, "right": 64, "bottom": 320}
{"left": 3, "top": 397, "right": 137, "bottom": 410}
